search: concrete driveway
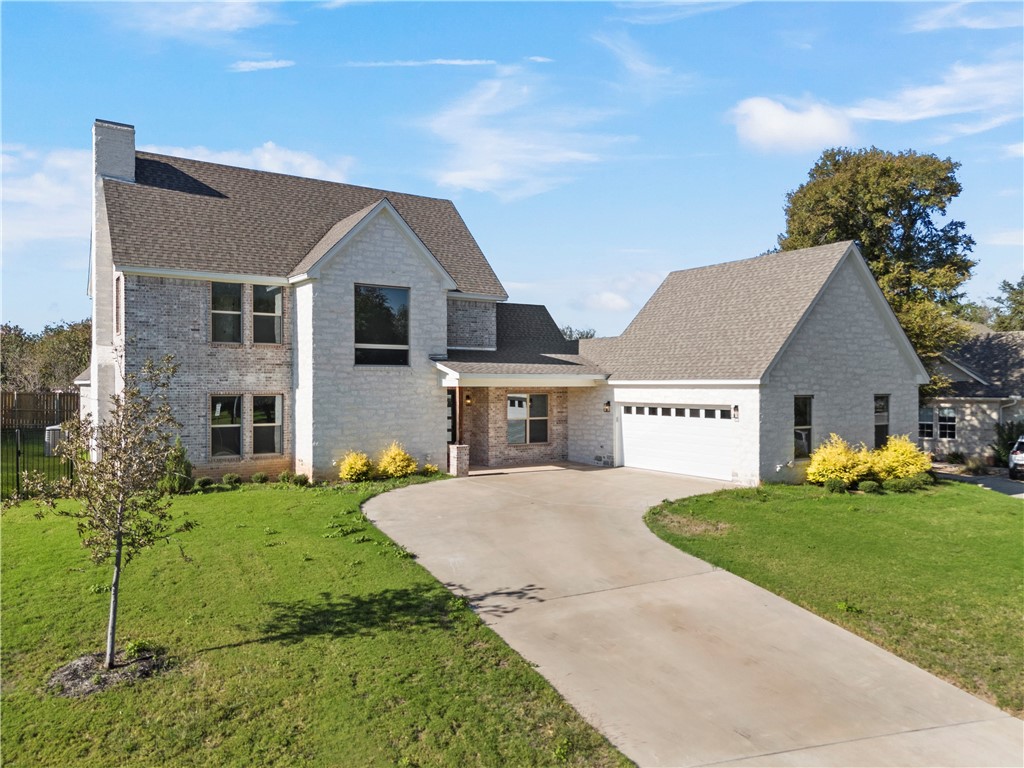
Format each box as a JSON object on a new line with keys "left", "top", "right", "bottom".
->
{"left": 365, "top": 465, "right": 1023, "bottom": 767}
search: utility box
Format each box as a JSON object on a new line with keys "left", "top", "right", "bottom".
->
{"left": 44, "top": 426, "right": 63, "bottom": 457}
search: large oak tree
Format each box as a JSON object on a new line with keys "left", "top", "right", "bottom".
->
{"left": 779, "top": 147, "right": 976, "bottom": 394}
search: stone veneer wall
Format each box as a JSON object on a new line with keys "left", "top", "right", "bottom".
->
{"left": 920, "top": 399, "right": 1022, "bottom": 461}
{"left": 123, "top": 275, "right": 294, "bottom": 480}
{"left": 567, "top": 385, "right": 615, "bottom": 466}
{"left": 461, "top": 387, "right": 569, "bottom": 466}
{"left": 295, "top": 213, "right": 450, "bottom": 480}
{"left": 760, "top": 257, "right": 922, "bottom": 483}
{"left": 447, "top": 298, "right": 497, "bottom": 349}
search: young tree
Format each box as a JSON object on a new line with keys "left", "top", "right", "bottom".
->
{"left": 991, "top": 276, "right": 1024, "bottom": 331}
{"left": 19, "top": 356, "right": 195, "bottom": 669}
{"left": 560, "top": 324, "right": 597, "bottom": 340}
{"left": 779, "top": 147, "right": 976, "bottom": 393}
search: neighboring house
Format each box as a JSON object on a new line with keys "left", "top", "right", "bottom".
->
{"left": 919, "top": 329, "right": 1024, "bottom": 461}
{"left": 84, "top": 120, "right": 928, "bottom": 486}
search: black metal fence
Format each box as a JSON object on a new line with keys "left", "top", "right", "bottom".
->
{"left": 1, "top": 393, "right": 79, "bottom": 499}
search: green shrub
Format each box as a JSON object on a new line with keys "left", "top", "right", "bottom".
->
{"left": 806, "top": 434, "right": 871, "bottom": 486}
{"left": 292, "top": 473, "right": 309, "bottom": 487}
{"left": 338, "top": 451, "right": 374, "bottom": 483}
{"left": 823, "top": 478, "right": 847, "bottom": 494}
{"left": 222, "top": 473, "right": 241, "bottom": 487}
{"left": 158, "top": 437, "right": 194, "bottom": 495}
{"left": 376, "top": 442, "right": 418, "bottom": 479}
{"left": 964, "top": 457, "right": 988, "bottom": 476}
{"left": 882, "top": 476, "right": 922, "bottom": 493}
{"left": 871, "top": 435, "right": 931, "bottom": 480}
{"left": 123, "top": 639, "right": 157, "bottom": 661}
{"left": 251, "top": 472, "right": 268, "bottom": 484}
{"left": 945, "top": 451, "right": 965, "bottom": 464}
{"left": 194, "top": 477, "right": 214, "bottom": 491}
{"left": 990, "top": 419, "right": 1024, "bottom": 467}
{"left": 277, "top": 470, "right": 295, "bottom": 484}
{"left": 912, "top": 471, "right": 935, "bottom": 486}
{"left": 858, "top": 480, "right": 881, "bottom": 494}
{"left": 421, "top": 463, "right": 440, "bottom": 476}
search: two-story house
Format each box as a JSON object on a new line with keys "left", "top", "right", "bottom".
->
{"left": 83, "top": 120, "right": 928, "bottom": 485}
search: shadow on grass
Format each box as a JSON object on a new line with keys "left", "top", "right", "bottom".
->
{"left": 200, "top": 585, "right": 460, "bottom": 652}
{"left": 445, "top": 582, "right": 545, "bottom": 618}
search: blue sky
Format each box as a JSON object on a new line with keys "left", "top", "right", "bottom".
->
{"left": 3, "top": 1, "right": 1022, "bottom": 336}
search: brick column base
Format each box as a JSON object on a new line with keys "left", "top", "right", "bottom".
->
{"left": 448, "top": 444, "right": 469, "bottom": 477}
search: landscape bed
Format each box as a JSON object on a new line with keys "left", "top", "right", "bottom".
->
{"left": 645, "top": 480, "right": 1023, "bottom": 717}
{"left": 2, "top": 480, "right": 631, "bottom": 768}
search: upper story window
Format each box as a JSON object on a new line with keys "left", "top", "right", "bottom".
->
{"left": 212, "top": 283, "right": 242, "bottom": 343}
{"left": 355, "top": 285, "right": 409, "bottom": 365}
{"left": 794, "top": 395, "right": 813, "bottom": 459}
{"left": 253, "top": 285, "right": 283, "bottom": 344}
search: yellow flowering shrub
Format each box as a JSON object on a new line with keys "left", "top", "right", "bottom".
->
{"left": 338, "top": 451, "right": 374, "bottom": 483}
{"left": 805, "top": 434, "right": 872, "bottom": 486}
{"left": 376, "top": 442, "right": 418, "bottom": 479}
{"left": 870, "top": 435, "right": 932, "bottom": 480}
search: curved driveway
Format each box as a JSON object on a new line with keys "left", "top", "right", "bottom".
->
{"left": 365, "top": 465, "right": 1022, "bottom": 767}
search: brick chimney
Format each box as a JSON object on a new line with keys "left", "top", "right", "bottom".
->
{"left": 92, "top": 119, "right": 135, "bottom": 182}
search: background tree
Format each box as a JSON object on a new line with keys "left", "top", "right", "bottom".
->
{"left": 779, "top": 147, "right": 976, "bottom": 394}
{"left": 18, "top": 356, "right": 195, "bottom": 669}
{"left": 560, "top": 325, "right": 597, "bottom": 340}
{"left": 991, "top": 276, "right": 1024, "bottom": 331}
{"left": 0, "top": 319, "right": 92, "bottom": 392}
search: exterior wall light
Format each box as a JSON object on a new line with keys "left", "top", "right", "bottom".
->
{"left": 464, "top": 392, "right": 473, "bottom": 407}
{"left": 733, "top": 405, "right": 740, "bottom": 420}
{"left": 603, "top": 401, "right": 611, "bottom": 413}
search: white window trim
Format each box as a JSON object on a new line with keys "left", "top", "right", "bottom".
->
{"left": 252, "top": 285, "right": 283, "bottom": 345}
{"left": 252, "top": 394, "right": 283, "bottom": 455}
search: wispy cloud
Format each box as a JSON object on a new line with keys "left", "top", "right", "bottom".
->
{"left": 613, "top": 1, "right": 743, "bottom": 26}
{"left": 911, "top": 2, "right": 1023, "bottom": 32}
{"left": 1, "top": 147, "right": 91, "bottom": 247}
{"left": 526, "top": 56, "right": 554, "bottom": 64}
{"left": 730, "top": 97, "right": 854, "bottom": 152}
{"left": 593, "top": 31, "right": 694, "bottom": 97}
{"left": 229, "top": 59, "right": 295, "bottom": 73}
{"left": 119, "top": 2, "right": 279, "bottom": 41}
{"left": 425, "top": 69, "right": 627, "bottom": 199}
{"left": 1004, "top": 142, "right": 1024, "bottom": 158}
{"left": 142, "top": 142, "right": 354, "bottom": 183}
{"left": 731, "top": 54, "right": 1022, "bottom": 152}
{"left": 345, "top": 58, "right": 497, "bottom": 68}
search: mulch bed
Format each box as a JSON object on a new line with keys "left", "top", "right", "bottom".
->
{"left": 47, "top": 650, "right": 169, "bottom": 698}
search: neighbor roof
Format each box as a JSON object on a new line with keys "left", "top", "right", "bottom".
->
{"left": 443, "top": 303, "right": 606, "bottom": 376}
{"left": 579, "top": 241, "right": 856, "bottom": 381}
{"left": 944, "top": 330, "right": 1024, "bottom": 398}
{"left": 103, "top": 152, "right": 507, "bottom": 298}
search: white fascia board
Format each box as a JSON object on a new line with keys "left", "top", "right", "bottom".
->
{"left": 447, "top": 292, "right": 506, "bottom": 302}
{"left": 608, "top": 379, "right": 760, "bottom": 387}
{"left": 118, "top": 266, "right": 289, "bottom": 285}
{"left": 434, "top": 364, "right": 604, "bottom": 388}
{"left": 295, "top": 199, "right": 458, "bottom": 290}
{"left": 447, "top": 346, "right": 498, "bottom": 352}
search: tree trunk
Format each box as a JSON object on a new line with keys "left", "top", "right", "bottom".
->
{"left": 105, "top": 532, "right": 123, "bottom": 669}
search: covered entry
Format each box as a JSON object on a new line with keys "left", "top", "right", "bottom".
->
{"left": 620, "top": 404, "right": 737, "bottom": 481}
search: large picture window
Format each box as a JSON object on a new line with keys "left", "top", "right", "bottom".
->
{"left": 794, "top": 395, "right": 813, "bottom": 459}
{"left": 507, "top": 393, "right": 548, "bottom": 444}
{"left": 354, "top": 285, "right": 409, "bottom": 365}
{"left": 211, "top": 395, "right": 242, "bottom": 457}
{"left": 253, "top": 395, "right": 283, "bottom": 454}
{"left": 212, "top": 283, "right": 242, "bottom": 343}
{"left": 253, "top": 285, "right": 283, "bottom": 344}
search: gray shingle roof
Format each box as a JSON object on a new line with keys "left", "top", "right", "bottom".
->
{"left": 945, "top": 330, "right": 1024, "bottom": 398}
{"left": 443, "top": 304, "right": 606, "bottom": 376}
{"left": 579, "top": 242, "right": 855, "bottom": 380}
{"left": 104, "top": 152, "right": 507, "bottom": 298}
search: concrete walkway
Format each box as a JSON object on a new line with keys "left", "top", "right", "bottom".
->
{"left": 364, "top": 465, "right": 1023, "bottom": 767}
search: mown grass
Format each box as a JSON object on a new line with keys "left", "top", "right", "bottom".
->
{"left": 2, "top": 480, "right": 631, "bottom": 768}
{"left": 645, "top": 480, "right": 1023, "bottom": 716}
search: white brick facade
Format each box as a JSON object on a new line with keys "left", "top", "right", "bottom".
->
{"left": 295, "top": 212, "right": 450, "bottom": 480}
{"left": 567, "top": 384, "right": 615, "bottom": 467}
{"left": 760, "top": 257, "right": 922, "bottom": 482}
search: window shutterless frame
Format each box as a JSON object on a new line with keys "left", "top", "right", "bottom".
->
{"left": 210, "top": 394, "right": 242, "bottom": 457}
{"left": 794, "top": 395, "right": 813, "bottom": 459}
{"left": 211, "top": 283, "right": 242, "bottom": 343}
{"left": 252, "top": 394, "right": 283, "bottom": 454}
{"left": 354, "top": 284, "right": 410, "bottom": 365}
{"left": 252, "top": 285, "right": 283, "bottom": 344}
{"left": 507, "top": 393, "right": 549, "bottom": 444}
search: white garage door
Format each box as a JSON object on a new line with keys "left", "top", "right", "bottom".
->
{"left": 620, "top": 405, "right": 737, "bottom": 481}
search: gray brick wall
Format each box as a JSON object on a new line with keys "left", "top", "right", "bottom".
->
{"left": 760, "top": 257, "right": 921, "bottom": 482}
{"left": 447, "top": 298, "right": 496, "bottom": 349}
{"left": 123, "top": 275, "right": 294, "bottom": 479}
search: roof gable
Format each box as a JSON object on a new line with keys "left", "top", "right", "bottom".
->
{"left": 943, "top": 331, "right": 1024, "bottom": 398}
{"left": 288, "top": 198, "right": 457, "bottom": 290}
{"left": 104, "top": 152, "right": 507, "bottom": 298}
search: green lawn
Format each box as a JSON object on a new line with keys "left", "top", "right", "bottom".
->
{"left": 645, "top": 481, "right": 1023, "bottom": 717}
{"left": 2, "top": 481, "right": 631, "bottom": 768}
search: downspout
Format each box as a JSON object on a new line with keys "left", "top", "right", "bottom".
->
{"left": 999, "top": 398, "right": 1020, "bottom": 424}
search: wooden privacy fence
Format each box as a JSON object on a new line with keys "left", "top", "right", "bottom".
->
{"left": 1, "top": 391, "right": 79, "bottom": 498}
